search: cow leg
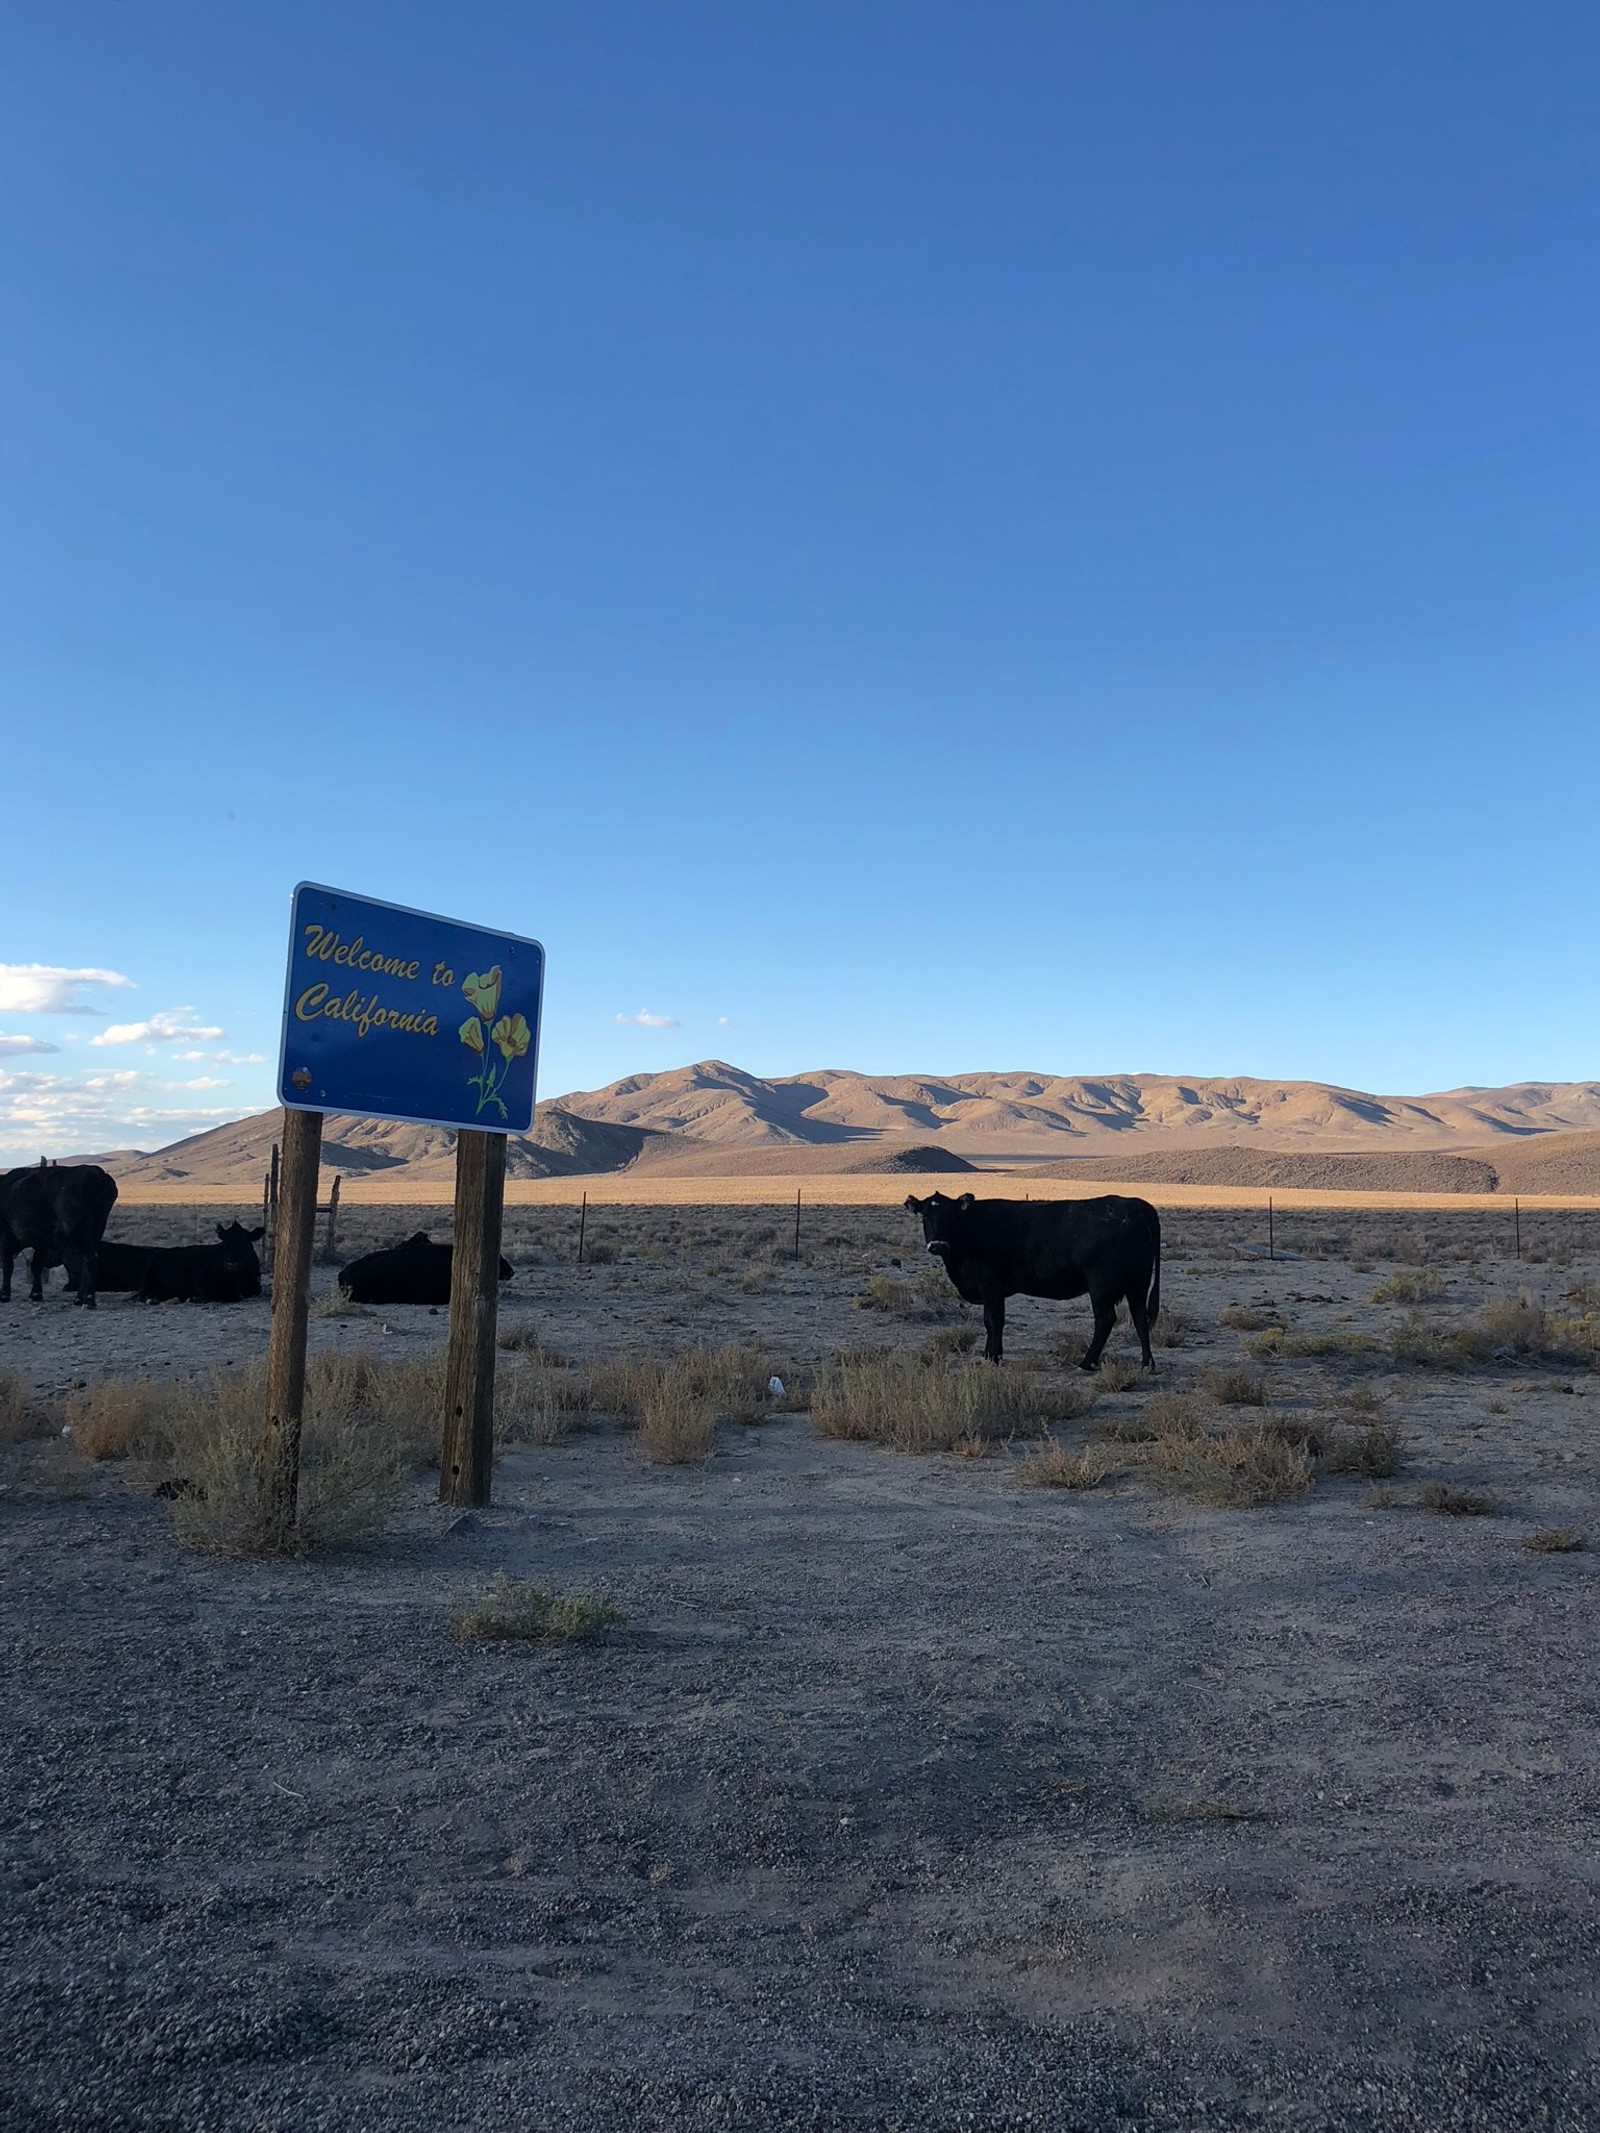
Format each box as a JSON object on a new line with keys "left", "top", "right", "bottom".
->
{"left": 28, "top": 1249, "right": 46, "bottom": 1303}
{"left": 0, "top": 1239, "right": 12, "bottom": 1302}
{"left": 67, "top": 1243, "right": 97, "bottom": 1309}
{"left": 1080, "top": 1291, "right": 1118, "bottom": 1372}
{"left": 982, "top": 1293, "right": 1006, "bottom": 1364}
{"left": 1125, "top": 1284, "right": 1155, "bottom": 1370}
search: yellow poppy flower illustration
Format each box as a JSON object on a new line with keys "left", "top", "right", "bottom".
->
{"left": 458, "top": 1016, "right": 484, "bottom": 1054}
{"left": 462, "top": 966, "right": 502, "bottom": 1020}
{"left": 490, "top": 1011, "right": 531, "bottom": 1062}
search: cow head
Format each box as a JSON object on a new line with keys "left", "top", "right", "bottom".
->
{"left": 215, "top": 1221, "right": 265, "bottom": 1263}
{"left": 904, "top": 1191, "right": 976, "bottom": 1260}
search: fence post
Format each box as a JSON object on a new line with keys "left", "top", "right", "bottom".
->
{"left": 1268, "top": 1196, "right": 1274, "bottom": 1261}
{"left": 326, "top": 1174, "right": 341, "bottom": 1265}
{"left": 440, "top": 1128, "right": 507, "bottom": 1509}
{"left": 1514, "top": 1197, "right": 1521, "bottom": 1260}
{"left": 576, "top": 1190, "right": 587, "bottom": 1266}
{"left": 260, "top": 1107, "right": 322, "bottom": 1545}
{"left": 793, "top": 1188, "right": 802, "bottom": 1262}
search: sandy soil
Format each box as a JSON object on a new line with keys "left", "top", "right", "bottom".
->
{"left": 3, "top": 1202, "right": 1599, "bottom": 2130}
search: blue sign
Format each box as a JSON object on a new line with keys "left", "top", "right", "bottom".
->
{"left": 277, "top": 883, "right": 544, "bottom": 1135}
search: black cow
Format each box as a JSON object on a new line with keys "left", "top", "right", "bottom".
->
{"left": 338, "top": 1231, "right": 514, "bottom": 1306}
{"left": 0, "top": 1161, "right": 118, "bottom": 1307}
{"left": 905, "top": 1191, "right": 1161, "bottom": 1369}
{"left": 139, "top": 1222, "right": 264, "bottom": 1303}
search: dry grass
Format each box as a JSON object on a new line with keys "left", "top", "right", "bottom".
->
{"left": 1392, "top": 1294, "right": 1600, "bottom": 1372}
{"left": 1219, "top": 1304, "right": 1282, "bottom": 1332}
{"left": 923, "top": 1324, "right": 978, "bottom": 1363}
{"left": 1317, "top": 1419, "right": 1405, "bottom": 1479}
{"left": 637, "top": 1362, "right": 717, "bottom": 1464}
{"left": 497, "top": 1325, "right": 569, "bottom": 1361}
{"left": 1, "top": 1370, "right": 57, "bottom": 1445}
{"left": 811, "top": 1347, "right": 1089, "bottom": 1453}
{"left": 64, "top": 1378, "right": 169, "bottom": 1461}
{"left": 1150, "top": 1307, "right": 1191, "bottom": 1350}
{"left": 449, "top": 1575, "right": 626, "bottom": 1643}
{"left": 1144, "top": 1795, "right": 1255, "bottom": 1823}
{"left": 588, "top": 1346, "right": 775, "bottom": 1456}
{"left": 1521, "top": 1527, "right": 1585, "bottom": 1553}
{"left": 1145, "top": 1424, "right": 1313, "bottom": 1508}
{"left": 495, "top": 1351, "right": 592, "bottom": 1446}
{"left": 1247, "top": 1327, "right": 1382, "bottom": 1362}
{"left": 857, "top": 1267, "right": 959, "bottom": 1320}
{"left": 1202, "top": 1365, "right": 1270, "bottom": 1407}
{"left": 1093, "top": 1355, "right": 1146, "bottom": 1393}
{"left": 1418, "top": 1481, "right": 1498, "bottom": 1518}
{"left": 1369, "top": 1268, "right": 1447, "bottom": 1305}
{"left": 1019, "top": 1441, "right": 1119, "bottom": 1490}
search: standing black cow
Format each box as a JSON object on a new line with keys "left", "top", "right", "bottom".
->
{"left": 338, "top": 1232, "right": 514, "bottom": 1306}
{"left": 139, "top": 1222, "right": 265, "bottom": 1303}
{"left": 0, "top": 1161, "right": 118, "bottom": 1307}
{"left": 905, "top": 1191, "right": 1161, "bottom": 1369}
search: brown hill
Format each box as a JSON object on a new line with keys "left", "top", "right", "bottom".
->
{"left": 53, "top": 1064, "right": 1600, "bottom": 1196}
{"left": 556, "top": 1063, "right": 1600, "bottom": 1154}
{"left": 1034, "top": 1148, "right": 1502, "bottom": 1194}
{"left": 70, "top": 1104, "right": 664, "bottom": 1194}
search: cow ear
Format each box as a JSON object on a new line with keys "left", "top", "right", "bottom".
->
{"left": 248, "top": 1226, "right": 264, "bottom": 1241}
{"left": 957, "top": 1193, "right": 975, "bottom": 1211}
{"left": 903, "top": 1194, "right": 923, "bottom": 1212}
{"left": 215, "top": 1224, "right": 227, "bottom": 1239}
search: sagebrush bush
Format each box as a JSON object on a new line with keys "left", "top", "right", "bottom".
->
{"left": 1145, "top": 1424, "right": 1312, "bottom": 1508}
{"left": 1418, "top": 1481, "right": 1497, "bottom": 1517}
{"left": 811, "top": 1347, "right": 1087, "bottom": 1452}
{"left": 1522, "top": 1527, "right": 1585, "bottom": 1553}
{"left": 450, "top": 1575, "right": 626, "bottom": 1643}
{"left": 1019, "top": 1441, "right": 1118, "bottom": 1490}
{"left": 1369, "top": 1268, "right": 1447, "bottom": 1305}
{"left": 130, "top": 1351, "right": 444, "bottom": 1556}
{"left": 1219, "top": 1304, "right": 1281, "bottom": 1332}
{"left": 1202, "top": 1365, "right": 1269, "bottom": 1407}
{"left": 1248, "top": 1327, "right": 1382, "bottom": 1362}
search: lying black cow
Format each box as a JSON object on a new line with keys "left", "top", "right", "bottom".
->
{"left": 0, "top": 1160, "right": 118, "bottom": 1307}
{"left": 906, "top": 1191, "right": 1161, "bottom": 1368}
{"left": 139, "top": 1222, "right": 264, "bottom": 1303}
{"left": 63, "top": 1240, "right": 154, "bottom": 1295}
{"left": 338, "top": 1231, "right": 514, "bottom": 1306}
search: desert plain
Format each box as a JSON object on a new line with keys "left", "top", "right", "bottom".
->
{"left": 3, "top": 1176, "right": 1599, "bottom": 2132}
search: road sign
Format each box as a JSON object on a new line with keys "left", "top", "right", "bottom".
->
{"left": 276, "top": 882, "right": 544, "bottom": 1135}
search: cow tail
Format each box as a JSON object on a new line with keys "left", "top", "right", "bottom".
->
{"left": 1147, "top": 1224, "right": 1161, "bottom": 1326}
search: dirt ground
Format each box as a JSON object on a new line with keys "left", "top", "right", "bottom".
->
{"left": 3, "top": 1201, "right": 1599, "bottom": 2131}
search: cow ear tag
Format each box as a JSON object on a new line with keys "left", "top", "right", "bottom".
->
{"left": 958, "top": 1193, "right": 975, "bottom": 1210}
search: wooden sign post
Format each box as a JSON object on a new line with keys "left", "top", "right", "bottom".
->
{"left": 440, "top": 1128, "right": 508, "bottom": 1507}
{"left": 260, "top": 1106, "right": 323, "bottom": 1545}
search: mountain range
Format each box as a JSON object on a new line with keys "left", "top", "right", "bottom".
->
{"left": 64, "top": 1063, "right": 1600, "bottom": 1196}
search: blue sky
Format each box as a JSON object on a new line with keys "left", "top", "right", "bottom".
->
{"left": 2, "top": 3, "right": 1596, "bottom": 1157}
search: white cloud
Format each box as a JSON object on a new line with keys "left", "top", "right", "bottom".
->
{"left": 716, "top": 1017, "right": 732, "bottom": 1027}
{"left": 613, "top": 1008, "right": 680, "bottom": 1029}
{"left": 164, "top": 1076, "right": 231, "bottom": 1090}
{"left": 0, "top": 964, "right": 134, "bottom": 1014}
{"left": 91, "top": 1007, "right": 225, "bottom": 1048}
{"left": 0, "top": 1033, "right": 61, "bottom": 1057}
{"left": 214, "top": 1050, "right": 266, "bottom": 1066}
{"left": 0, "top": 1064, "right": 250, "bottom": 1163}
